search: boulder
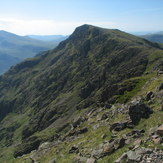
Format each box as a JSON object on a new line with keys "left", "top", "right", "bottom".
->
{"left": 69, "top": 146, "right": 79, "bottom": 153}
{"left": 114, "top": 153, "right": 127, "bottom": 163}
{"left": 38, "top": 142, "right": 51, "bottom": 150}
{"left": 126, "top": 150, "right": 142, "bottom": 162}
{"left": 156, "top": 124, "right": 163, "bottom": 136}
{"left": 68, "top": 127, "right": 88, "bottom": 136}
{"left": 146, "top": 91, "right": 154, "bottom": 101}
{"left": 110, "top": 121, "right": 128, "bottom": 132}
{"left": 133, "top": 139, "right": 142, "bottom": 146}
{"left": 126, "top": 129, "right": 145, "bottom": 138}
{"left": 71, "top": 116, "right": 86, "bottom": 129}
{"left": 134, "top": 147, "right": 152, "bottom": 155}
{"left": 100, "top": 113, "right": 108, "bottom": 120}
{"left": 91, "top": 142, "right": 115, "bottom": 159}
{"left": 77, "top": 127, "right": 88, "bottom": 134}
{"left": 91, "top": 149, "right": 103, "bottom": 159}
{"left": 103, "top": 143, "right": 115, "bottom": 155}
{"left": 152, "top": 137, "right": 162, "bottom": 144}
{"left": 86, "top": 158, "right": 96, "bottom": 163}
{"left": 113, "top": 138, "right": 126, "bottom": 150}
{"left": 116, "top": 147, "right": 153, "bottom": 163}
{"left": 128, "top": 99, "right": 153, "bottom": 124}
{"left": 74, "top": 156, "right": 87, "bottom": 162}
{"left": 158, "top": 83, "right": 163, "bottom": 90}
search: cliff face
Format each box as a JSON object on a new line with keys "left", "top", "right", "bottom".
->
{"left": 0, "top": 25, "right": 162, "bottom": 162}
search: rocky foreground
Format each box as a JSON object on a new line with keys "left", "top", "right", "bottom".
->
{"left": 18, "top": 82, "right": 163, "bottom": 163}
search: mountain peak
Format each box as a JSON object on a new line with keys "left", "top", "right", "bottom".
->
{"left": 69, "top": 24, "right": 100, "bottom": 40}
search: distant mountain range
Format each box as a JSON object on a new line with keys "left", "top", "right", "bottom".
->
{"left": 27, "top": 34, "right": 68, "bottom": 42}
{"left": 140, "top": 31, "right": 163, "bottom": 43}
{"left": 0, "top": 30, "right": 67, "bottom": 74}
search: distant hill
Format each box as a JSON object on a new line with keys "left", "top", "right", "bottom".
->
{"left": 0, "top": 53, "right": 20, "bottom": 74}
{"left": 28, "top": 34, "right": 68, "bottom": 42}
{"left": 0, "top": 30, "right": 63, "bottom": 74}
{"left": 141, "top": 32, "right": 163, "bottom": 43}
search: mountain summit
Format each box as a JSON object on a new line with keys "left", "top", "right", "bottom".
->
{"left": 0, "top": 25, "right": 162, "bottom": 162}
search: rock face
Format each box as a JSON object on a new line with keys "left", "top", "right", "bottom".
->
{"left": 128, "top": 99, "right": 153, "bottom": 124}
{"left": 14, "top": 136, "right": 41, "bottom": 157}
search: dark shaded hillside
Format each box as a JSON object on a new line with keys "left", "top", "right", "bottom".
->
{"left": 0, "top": 25, "right": 162, "bottom": 162}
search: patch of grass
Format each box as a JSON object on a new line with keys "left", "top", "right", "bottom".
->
{"left": 115, "top": 73, "right": 155, "bottom": 103}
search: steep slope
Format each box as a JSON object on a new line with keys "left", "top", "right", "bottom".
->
{"left": 0, "top": 30, "right": 58, "bottom": 74}
{"left": 0, "top": 25, "right": 162, "bottom": 162}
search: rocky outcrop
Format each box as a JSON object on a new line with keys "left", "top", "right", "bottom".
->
{"left": 110, "top": 121, "right": 133, "bottom": 132}
{"left": 71, "top": 116, "right": 87, "bottom": 129}
{"left": 68, "top": 127, "right": 88, "bottom": 137}
{"left": 14, "top": 136, "right": 41, "bottom": 158}
{"left": 110, "top": 121, "right": 128, "bottom": 132}
{"left": 115, "top": 147, "right": 163, "bottom": 163}
{"left": 127, "top": 99, "right": 153, "bottom": 124}
{"left": 91, "top": 137, "right": 126, "bottom": 159}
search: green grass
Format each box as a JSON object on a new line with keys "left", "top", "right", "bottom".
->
{"left": 115, "top": 73, "right": 156, "bottom": 103}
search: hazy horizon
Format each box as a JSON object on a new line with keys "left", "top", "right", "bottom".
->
{"left": 0, "top": 0, "right": 162, "bottom": 35}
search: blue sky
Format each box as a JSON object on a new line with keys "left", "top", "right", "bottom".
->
{"left": 0, "top": 0, "right": 162, "bottom": 35}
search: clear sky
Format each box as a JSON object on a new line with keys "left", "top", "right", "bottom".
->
{"left": 0, "top": 0, "right": 162, "bottom": 35}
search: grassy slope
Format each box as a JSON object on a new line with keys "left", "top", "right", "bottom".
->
{"left": 13, "top": 72, "right": 163, "bottom": 163}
